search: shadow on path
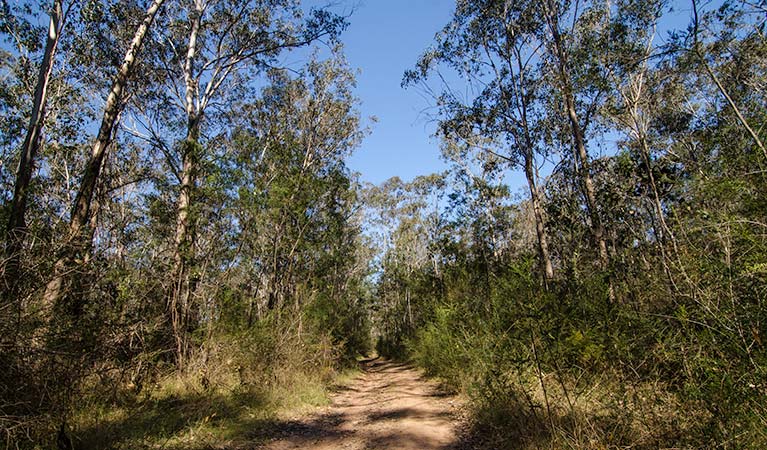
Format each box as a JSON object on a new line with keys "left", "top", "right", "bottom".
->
{"left": 255, "top": 358, "right": 464, "bottom": 450}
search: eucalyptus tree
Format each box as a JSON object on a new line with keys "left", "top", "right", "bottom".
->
{"left": 365, "top": 174, "right": 446, "bottom": 354}
{"left": 130, "top": 0, "right": 346, "bottom": 362}
{"left": 42, "top": 0, "right": 167, "bottom": 314}
{"left": 538, "top": 0, "right": 618, "bottom": 268}
{"left": 599, "top": 0, "right": 689, "bottom": 287}
{"left": 405, "top": 0, "right": 555, "bottom": 283}
{"left": 1, "top": 0, "right": 123, "bottom": 295}
{"left": 364, "top": 175, "right": 444, "bottom": 275}
{"left": 2, "top": 0, "right": 74, "bottom": 294}
{"left": 688, "top": 0, "right": 767, "bottom": 160}
{"left": 228, "top": 50, "right": 365, "bottom": 321}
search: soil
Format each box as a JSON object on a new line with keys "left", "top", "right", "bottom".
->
{"left": 257, "top": 357, "right": 467, "bottom": 450}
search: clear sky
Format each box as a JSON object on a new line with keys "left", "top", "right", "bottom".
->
{"left": 306, "top": 0, "right": 457, "bottom": 185}
{"left": 297, "top": 0, "right": 701, "bottom": 192}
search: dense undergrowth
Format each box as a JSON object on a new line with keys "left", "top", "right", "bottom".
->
{"left": 0, "top": 5, "right": 370, "bottom": 445}
{"left": 369, "top": 0, "right": 767, "bottom": 447}
{"left": 23, "top": 310, "right": 367, "bottom": 450}
{"left": 377, "top": 254, "right": 767, "bottom": 449}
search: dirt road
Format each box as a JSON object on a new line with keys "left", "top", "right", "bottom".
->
{"left": 258, "top": 358, "right": 465, "bottom": 449}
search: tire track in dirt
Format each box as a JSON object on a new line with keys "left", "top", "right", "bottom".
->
{"left": 258, "top": 357, "right": 465, "bottom": 449}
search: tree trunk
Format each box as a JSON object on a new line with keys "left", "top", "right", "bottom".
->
{"left": 523, "top": 150, "right": 555, "bottom": 283}
{"left": 546, "top": 6, "right": 610, "bottom": 269}
{"left": 564, "top": 91, "right": 609, "bottom": 268}
{"left": 170, "top": 120, "right": 200, "bottom": 363}
{"left": 689, "top": 0, "right": 767, "bottom": 161}
{"left": 170, "top": 2, "right": 203, "bottom": 364}
{"left": 2, "top": 0, "right": 64, "bottom": 297}
{"left": 42, "top": 0, "right": 166, "bottom": 312}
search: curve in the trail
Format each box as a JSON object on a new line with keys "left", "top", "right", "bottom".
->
{"left": 258, "top": 358, "right": 464, "bottom": 450}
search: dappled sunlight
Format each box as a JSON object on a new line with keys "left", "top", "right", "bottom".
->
{"left": 258, "top": 359, "right": 462, "bottom": 450}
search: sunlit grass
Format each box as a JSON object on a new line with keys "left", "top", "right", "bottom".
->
{"left": 71, "top": 361, "right": 357, "bottom": 449}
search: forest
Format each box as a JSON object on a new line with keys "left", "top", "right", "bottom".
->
{"left": 1, "top": 0, "right": 765, "bottom": 448}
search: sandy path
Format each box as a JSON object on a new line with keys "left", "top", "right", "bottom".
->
{"left": 258, "top": 358, "right": 464, "bottom": 450}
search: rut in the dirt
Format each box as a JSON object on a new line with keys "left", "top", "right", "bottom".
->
{"left": 258, "top": 358, "right": 464, "bottom": 450}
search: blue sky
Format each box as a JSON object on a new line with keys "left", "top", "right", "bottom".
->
{"left": 305, "top": 0, "right": 457, "bottom": 185}
{"left": 298, "top": 0, "right": 701, "bottom": 190}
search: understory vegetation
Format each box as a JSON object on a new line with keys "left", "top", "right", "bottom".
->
{"left": 2, "top": 0, "right": 766, "bottom": 448}
{"left": 373, "top": 0, "right": 767, "bottom": 448}
{"left": 71, "top": 314, "right": 358, "bottom": 449}
{"left": 1, "top": 0, "right": 371, "bottom": 446}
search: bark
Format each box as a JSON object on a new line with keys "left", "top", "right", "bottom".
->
{"left": 480, "top": 23, "right": 556, "bottom": 284}
{"left": 626, "top": 82, "right": 685, "bottom": 290}
{"left": 170, "top": 120, "right": 200, "bottom": 363}
{"left": 2, "top": 0, "right": 64, "bottom": 296}
{"left": 42, "top": 0, "right": 167, "bottom": 311}
{"left": 164, "top": 0, "right": 340, "bottom": 359}
{"left": 546, "top": 4, "right": 610, "bottom": 269}
{"left": 514, "top": 46, "right": 555, "bottom": 282}
{"left": 523, "top": 151, "right": 555, "bottom": 282}
{"left": 170, "top": 1, "right": 203, "bottom": 364}
{"left": 564, "top": 90, "right": 609, "bottom": 268}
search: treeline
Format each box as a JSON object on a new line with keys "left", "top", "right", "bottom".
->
{"left": 0, "top": 0, "right": 371, "bottom": 447}
{"left": 373, "top": 0, "right": 767, "bottom": 448}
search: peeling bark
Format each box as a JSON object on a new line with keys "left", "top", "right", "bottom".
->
{"left": 170, "top": 0, "right": 204, "bottom": 364}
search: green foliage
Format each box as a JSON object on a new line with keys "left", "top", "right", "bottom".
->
{"left": 304, "top": 277, "right": 372, "bottom": 365}
{"left": 378, "top": 241, "right": 763, "bottom": 446}
{"left": 379, "top": 1, "right": 767, "bottom": 445}
{"left": 0, "top": 6, "right": 366, "bottom": 447}
{"left": 70, "top": 313, "right": 344, "bottom": 450}
{"left": 2, "top": 0, "right": 767, "bottom": 448}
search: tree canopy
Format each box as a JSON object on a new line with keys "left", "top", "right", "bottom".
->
{"left": 1, "top": 0, "right": 766, "bottom": 448}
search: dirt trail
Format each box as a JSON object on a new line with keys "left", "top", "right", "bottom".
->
{"left": 258, "top": 358, "right": 465, "bottom": 449}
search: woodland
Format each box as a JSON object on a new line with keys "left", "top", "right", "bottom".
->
{"left": 0, "top": 0, "right": 766, "bottom": 448}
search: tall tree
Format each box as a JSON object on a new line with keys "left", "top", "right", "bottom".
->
{"left": 229, "top": 50, "right": 365, "bottom": 318}
{"left": 42, "top": 0, "right": 166, "bottom": 312}
{"left": 602, "top": 0, "right": 684, "bottom": 283}
{"left": 141, "top": 0, "right": 347, "bottom": 362}
{"left": 541, "top": 0, "right": 610, "bottom": 268}
{"left": 690, "top": 0, "right": 767, "bottom": 160}
{"left": 2, "top": 0, "right": 68, "bottom": 296}
{"left": 405, "top": 0, "right": 555, "bottom": 283}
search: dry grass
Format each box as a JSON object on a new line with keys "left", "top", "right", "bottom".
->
{"left": 460, "top": 367, "right": 711, "bottom": 450}
{"left": 70, "top": 363, "right": 351, "bottom": 450}
{"left": 67, "top": 322, "right": 360, "bottom": 450}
